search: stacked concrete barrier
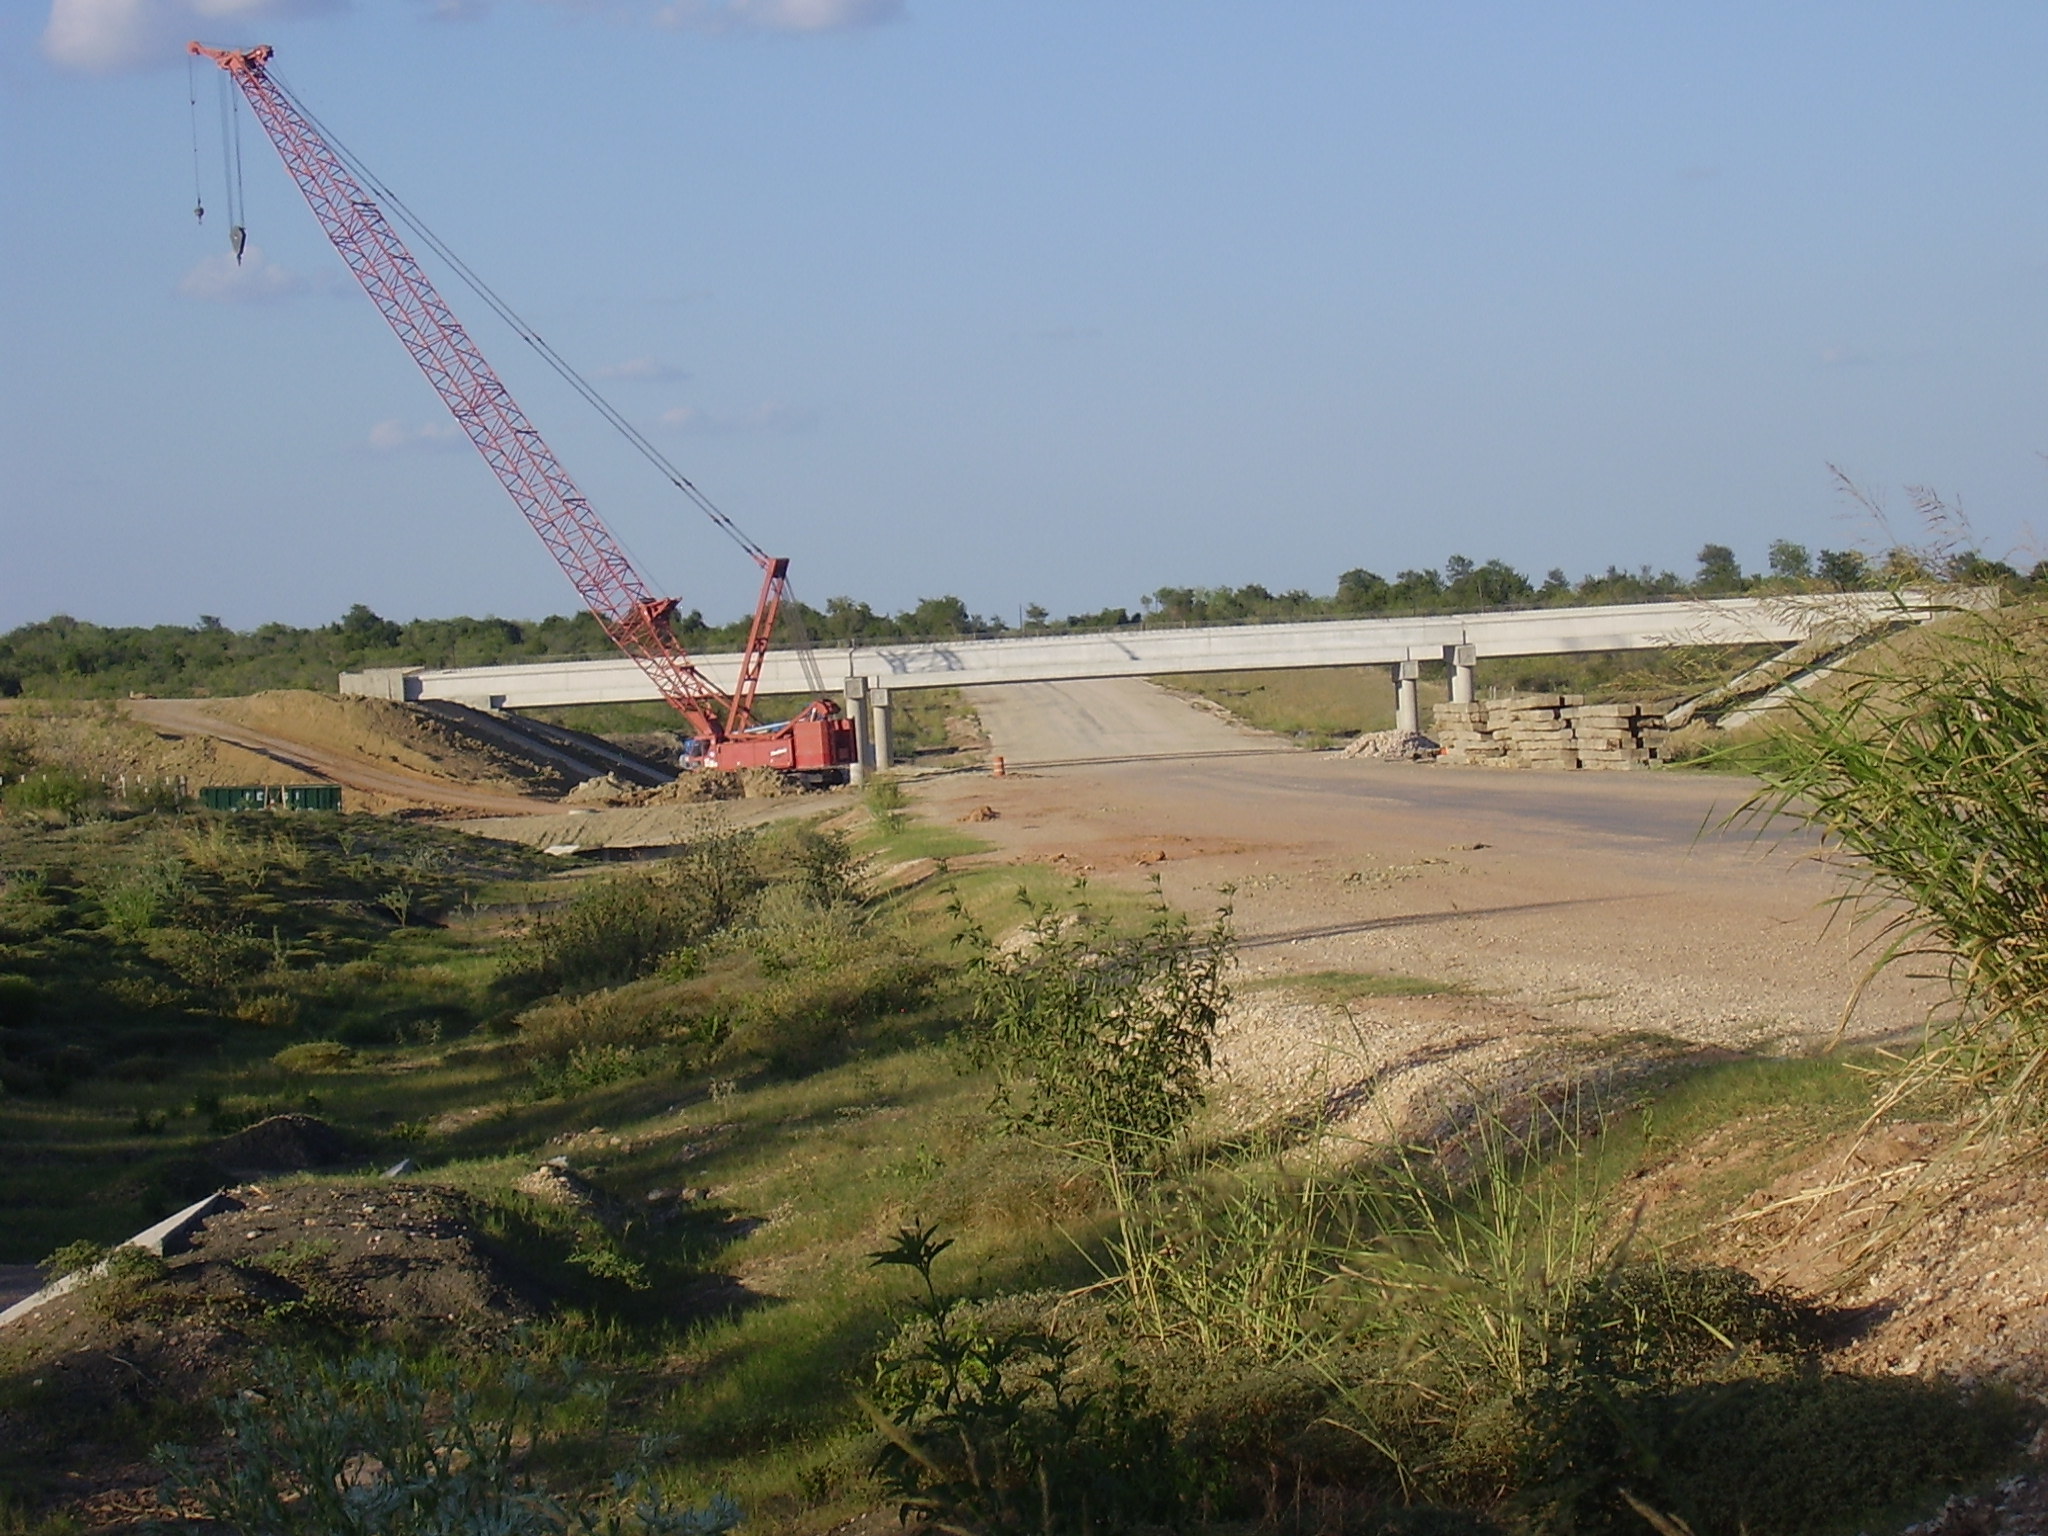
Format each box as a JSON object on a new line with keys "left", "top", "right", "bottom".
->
{"left": 1432, "top": 696, "right": 1668, "bottom": 770}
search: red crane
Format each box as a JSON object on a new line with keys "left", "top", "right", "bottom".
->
{"left": 189, "top": 42, "right": 856, "bottom": 781}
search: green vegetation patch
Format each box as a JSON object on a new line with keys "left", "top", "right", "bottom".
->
{"left": 1250, "top": 967, "right": 1468, "bottom": 1002}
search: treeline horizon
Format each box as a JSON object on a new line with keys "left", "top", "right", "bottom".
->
{"left": 2, "top": 538, "right": 2032, "bottom": 701}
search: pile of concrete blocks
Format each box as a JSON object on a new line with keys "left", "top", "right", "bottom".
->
{"left": 1431, "top": 696, "right": 1669, "bottom": 770}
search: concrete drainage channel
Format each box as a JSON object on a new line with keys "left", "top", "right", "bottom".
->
{"left": 0, "top": 1192, "right": 230, "bottom": 1328}
{"left": 413, "top": 700, "right": 674, "bottom": 789}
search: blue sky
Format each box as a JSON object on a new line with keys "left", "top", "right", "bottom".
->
{"left": 5, "top": 2, "right": 2047, "bottom": 630}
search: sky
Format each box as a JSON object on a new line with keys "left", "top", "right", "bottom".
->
{"left": 5, "top": 2, "right": 2048, "bottom": 631}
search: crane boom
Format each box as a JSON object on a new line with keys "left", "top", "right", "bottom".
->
{"left": 190, "top": 43, "right": 851, "bottom": 777}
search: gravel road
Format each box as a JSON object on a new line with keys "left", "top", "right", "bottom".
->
{"left": 932, "top": 679, "right": 1935, "bottom": 1055}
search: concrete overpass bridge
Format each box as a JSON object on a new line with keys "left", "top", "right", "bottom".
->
{"left": 342, "top": 591, "right": 1973, "bottom": 767}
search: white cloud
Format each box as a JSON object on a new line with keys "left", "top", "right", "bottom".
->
{"left": 655, "top": 0, "right": 901, "bottom": 34}
{"left": 593, "top": 355, "right": 689, "bottom": 382}
{"left": 43, "top": 0, "right": 891, "bottom": 67}
{"left": 367, "top": 418, "right": 465, "bottom": 453}
{"left": 43, "top": 0, "right": 343, "bottom": 73}
{"left": 659, "top": 400, "right": 815, "bottom": 434}
{"left": 176, "top": 242, "right": 322, "bottom": 301}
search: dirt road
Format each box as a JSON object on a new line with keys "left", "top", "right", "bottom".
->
{"left": 966, "top": 678, "right": 1286, "bottom": 764}
{"left": 130, "top": 700, "right": 555, "bottom": 817}
{"left": 924, "top": 682, "right": 1933, "bottom": 1060}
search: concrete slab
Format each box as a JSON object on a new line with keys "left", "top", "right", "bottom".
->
{"left": 0, "top": 1191, "right": 230, "bottom": 1329}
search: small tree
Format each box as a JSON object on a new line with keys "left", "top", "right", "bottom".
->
{"left": 1817, "top": 548, "right": 1870, "bottom": 590}
{"left": 1767, "top": 539, "right": 1812, "bottom": 581}
{"left": 1694, "top": 543, "right": 1745, "bottom": 592}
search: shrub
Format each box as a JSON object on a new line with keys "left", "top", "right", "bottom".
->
{"left": 4, "top": 765, "right": 99, "bottom": 822}
{"left": 273, "top": 1041, "right": 357, "bottom": 1074}
{"left": 956, "top": 884, "right": 1232, "bottom": 1161}
{"left": 93, "top": 857, "right": 189, "bottom": 939}
{"left": 1741, "top": 610, "right": 2048, "bottom": 1138}
{"left": 40, "top": 1238, "right": 107, "bottom": 1281}
{"left": 0, "top": 973, "right": 39, "bottom": 1028}
{"left": 867, "top": 1223, "right": 1201, "bottom": 1532}
{"left": 146, "top": 923, "right": 270, "bottom": 994}
{"left": 157, "top": 1350, "right": 741, "bottom": 1536}
{"left": 503, "top": 829, "right": 762, "bottom": 997}
{"left": 758, "top": 823, "right": 863, "bottom": 907}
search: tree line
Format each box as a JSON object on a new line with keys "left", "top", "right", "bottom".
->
{"left": 1, "top": 540, "right": 2030, "bottom": 700}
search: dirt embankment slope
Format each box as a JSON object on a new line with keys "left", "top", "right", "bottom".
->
{"left": 129, "top": 693, "right": 564, "bottom": 814}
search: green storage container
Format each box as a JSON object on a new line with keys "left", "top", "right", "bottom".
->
{"left": 200, "top": 784, "right": 341, "bottom": 813}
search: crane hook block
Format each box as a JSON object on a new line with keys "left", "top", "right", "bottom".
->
{"left": 229, "top": 225, "right": 247, "bottom": 264}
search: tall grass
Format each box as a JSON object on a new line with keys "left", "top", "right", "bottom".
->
{"left": 1740, "top": 609, "right": 2048, "bottom": 1140}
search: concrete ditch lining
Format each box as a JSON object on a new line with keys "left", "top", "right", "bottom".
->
{"left": 0, "top": 1191, "right": 228, "bottom": 1329}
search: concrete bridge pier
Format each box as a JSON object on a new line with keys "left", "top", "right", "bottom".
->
{"left": 871, "top": 687, "right": 896, "bottom": 770}
{"left": 1447, "top": 642, "right": 1477, "bottom": 705}
{"left": 843, "top": 675, "right": 872, "bottom": 785}
{"left": 1394, "top": 659, "right": 1422, "bottom": 735}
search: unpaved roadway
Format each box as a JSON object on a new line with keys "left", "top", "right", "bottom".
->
{"left": 130, "top": 700, "right": 554, "bottom": 817}
{"left": 936, "top": 679, "right": 1934, "bottom": 1064}
{"left": 967, "top": 678, "right": 1285, "bottom": 764}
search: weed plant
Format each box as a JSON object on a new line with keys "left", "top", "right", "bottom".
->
{"left": 157, "top": 1350, "right": 740, "bottom": 1536}
{"left": 865, "top": 1222, "right": 1200, "bottom": 1532}
{"left": 954, "top": 881, "right": 1232, "bottom": 1162}
{"left": 1740, "top": 607, "right": 2048, "bottom": 1141}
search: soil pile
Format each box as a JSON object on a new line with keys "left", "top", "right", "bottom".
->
{"left": 207, "top": 692, "right": 572, "bottom": 795}
{"left": 1339, "top": 728, "right": 1439, "bottom": 761}
{"left": 1719, "top": 1125, "right": 2048, "bottom": 1394}
{"left": 0, "top": 699, "right": 278, "bottom": 789}
{"left": 633, "top": 767, "right": 792, "bottom": 805}
{"left": 565, "top": 771, "right": 637, "bottom": 805}
{"left": 208, "top": 1113, "right": 361, "bottom": 1177}
{"left": 514, "top": 1162, "right": 625, "bottom": 1227}
{"left": 0, "top": 1183, "right": 550, "bottom": 1505}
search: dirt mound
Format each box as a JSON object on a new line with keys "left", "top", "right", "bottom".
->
{"left": 565, "top": 771, "right": 637, "bottom": 805}
{"left": 208, "top": 1113, "right": 360, "bottom": 1176}
{"left": 1340, "top": 728, "right": 1439, "bottom": 761}
{"left": 514, "top": 1162, "right": 625, "bottom": 1227}
{"left": 0, "top": 698, "right": 279, "bottom": 790}
{"left": 631, "top": 768, "right": 791, "bottom": 805}
{"left": 207, "top": 691, "right": 572, "bottom": 795}
{"left": 0, "top": 1183, "right": 550, "bottom": 1501}
{"left": 1717, "top": 1125, "right": 2048, "bottom": 1394}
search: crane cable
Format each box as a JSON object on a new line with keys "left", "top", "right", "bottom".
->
{"left": 266, "top": 67, "right": 771, "bottom": 570}
{"left": 214, "top": 71, "right": 249, "bottom": 260}
{"left": 185, "top": 54, "right": 205, "bottom": 223}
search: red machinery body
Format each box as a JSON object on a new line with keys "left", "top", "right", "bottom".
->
{"left": 191, "top": 42, "right": 857, "bottom": 780}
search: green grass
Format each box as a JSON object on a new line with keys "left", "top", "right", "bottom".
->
{"left": 0, "top": 783, "right": 2024, "bottom": 1534}
{"left": 1248, "top": 967, "right": 1468, "bottom": 1002}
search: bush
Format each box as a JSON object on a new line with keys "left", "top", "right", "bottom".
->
{"left": 867, "top": 1223, "right": 1202, "bottom": 1532}
{"left": 40, "top": 1238, "right": 107, "bottom": 1281}
{"left": 4, "top": 765, "right": 99, "bottom": 822}
{"left": 956, "top": 885, "right": 1232, "bottom": 1161}
{"left": 146, "top": 923, "right": 270, "bottom": 994}
{"left": 273, "top": 1041, "right": 357, "bottom": 1074}
{"left": 503, "top": 829, "right": 763, "bottom": 997}
{"left": 157, "top": 1350, "right": 742, "bottom": 1536}
{"left": 1742, "top": 609, "right": 2048, "bottom": 1138}
{"left": 0, "top": 973, "right": 39, "bottom": 1029}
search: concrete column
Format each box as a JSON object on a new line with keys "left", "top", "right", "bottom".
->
{"left": 871, "top": 687, "right": 896, "bottom": 770}
{"left": 1447, "top": 643, "right": 1477, "bottom": 705}
{"left": 843, "top": 675, "right": 872, "bottom": 786}
{"left": 1394, "top": 659, "right": 1421, "bottom": 735}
